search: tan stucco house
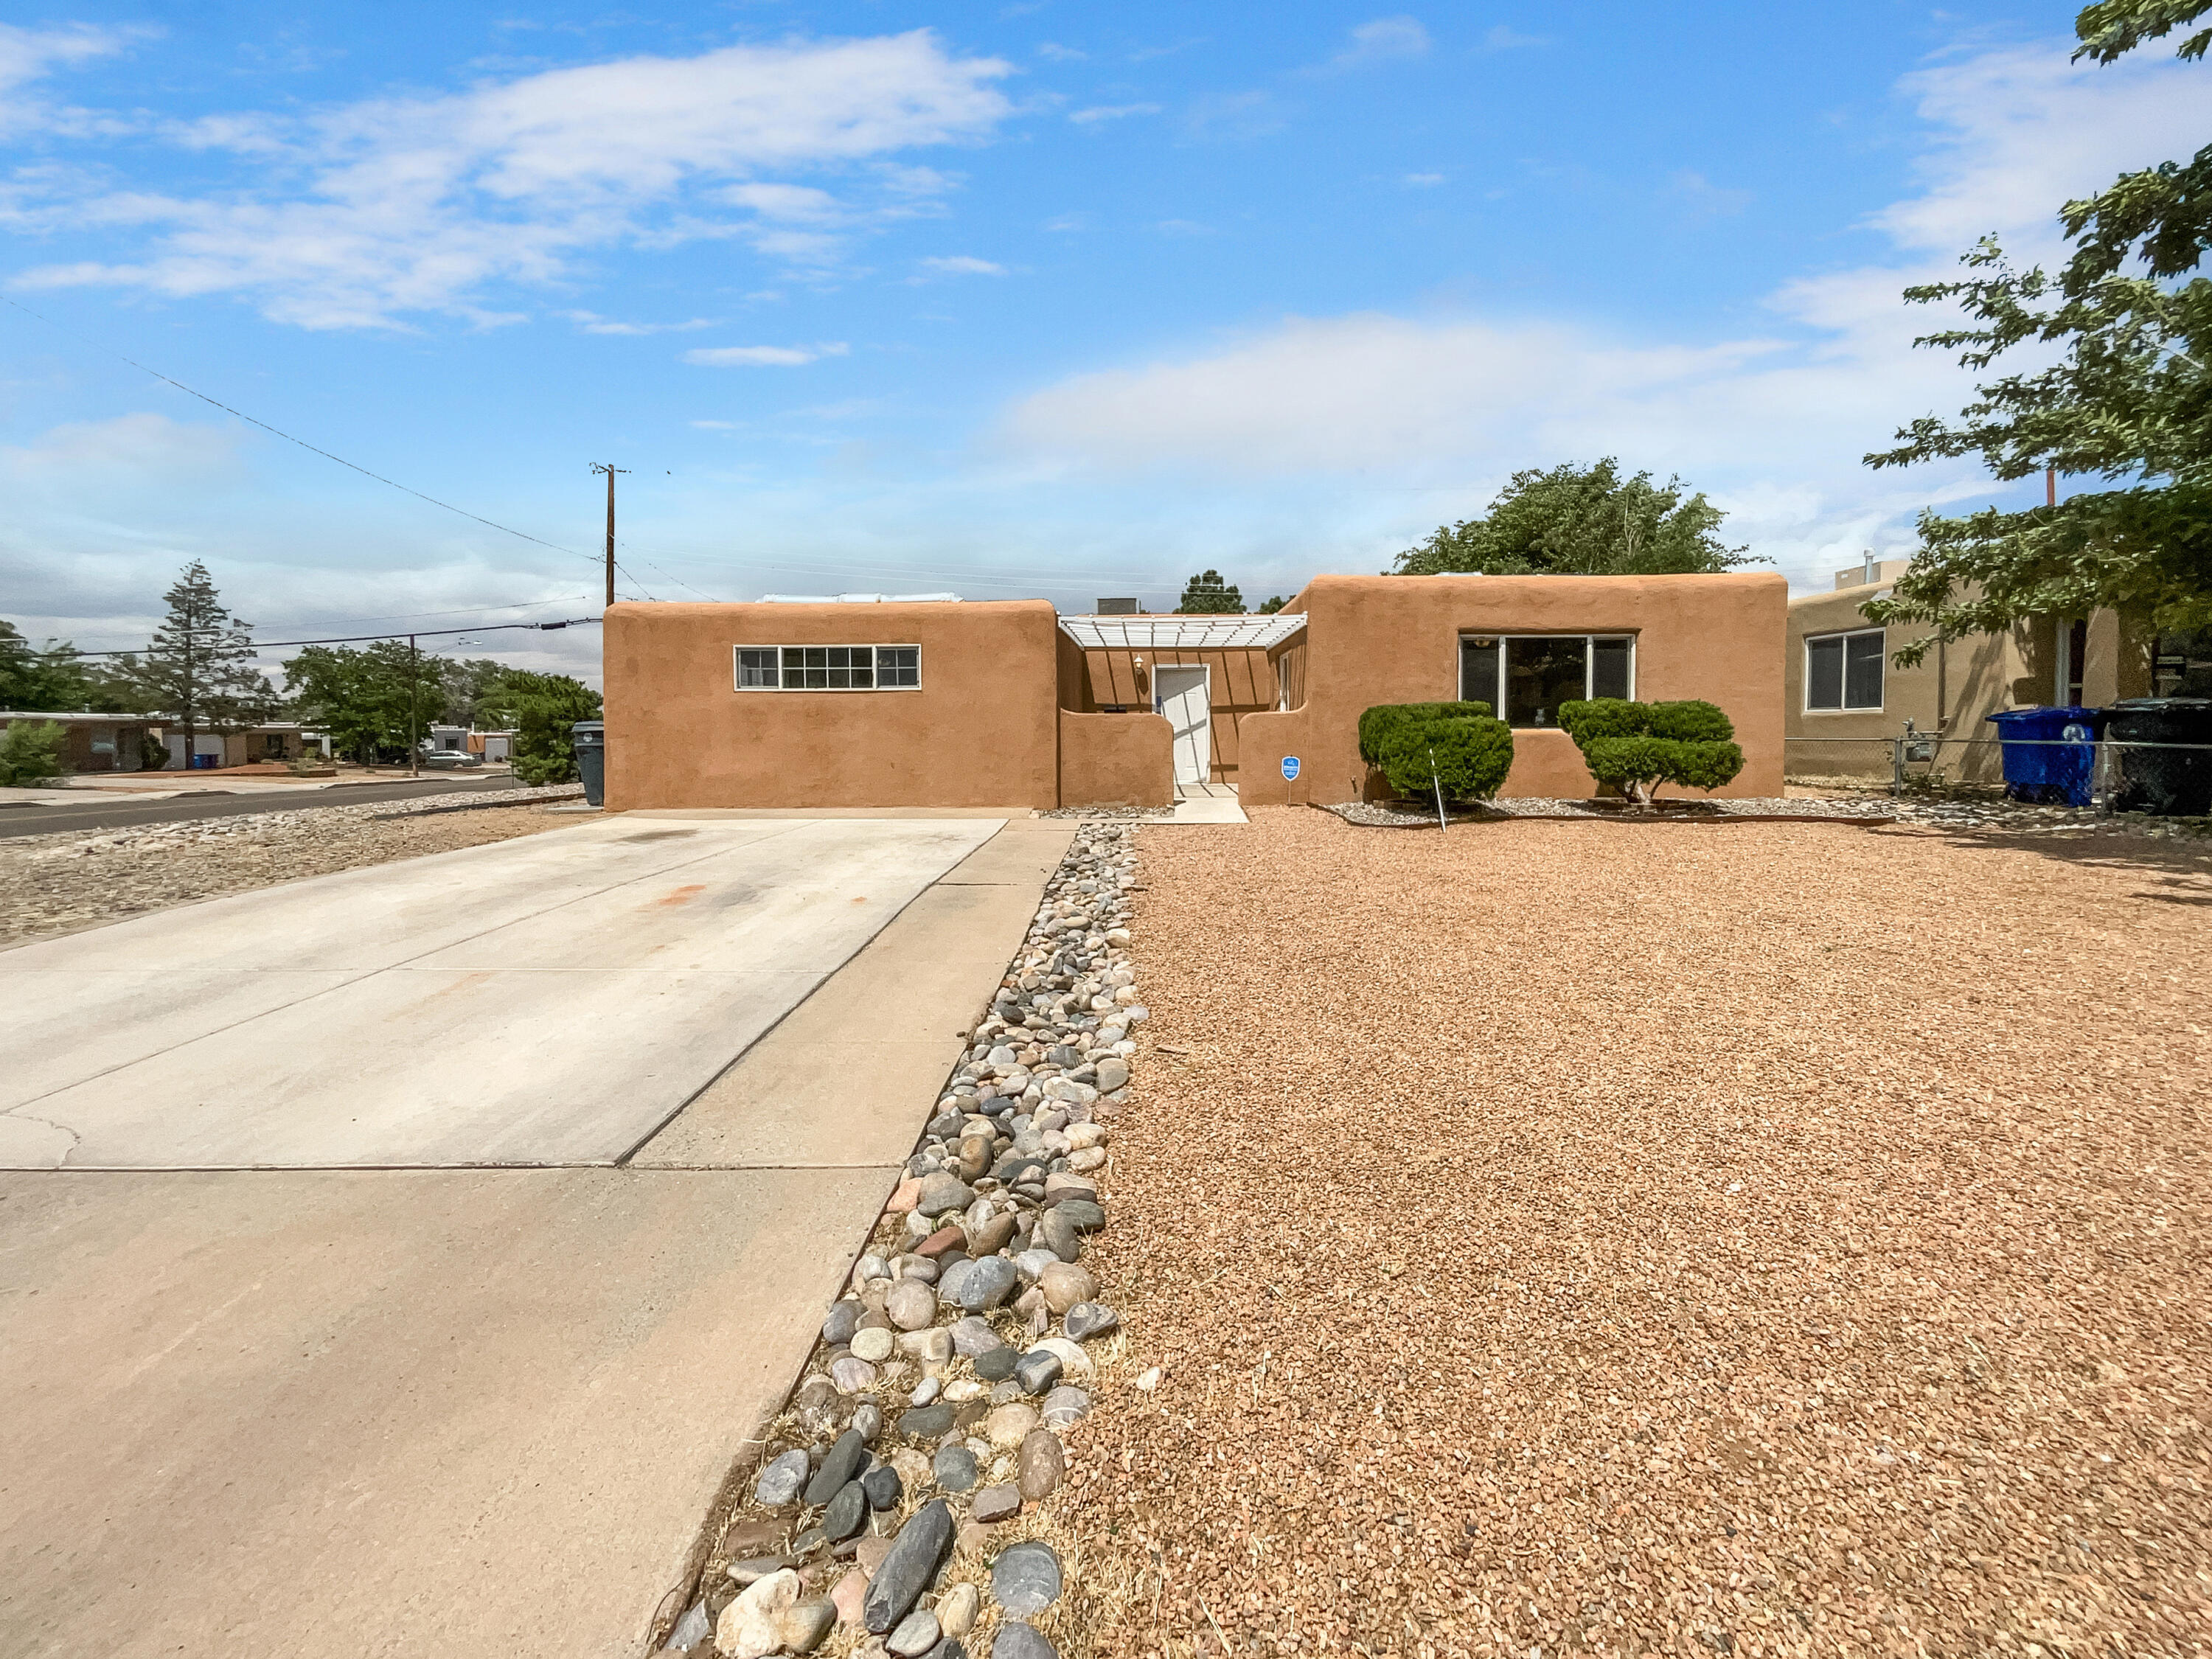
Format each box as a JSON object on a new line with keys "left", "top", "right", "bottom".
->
{"left": 601, "top": 571, "right": 1788, "bottom": 811}
{"left": 1784, "top": 558, "right": 2163, "bottom": 785}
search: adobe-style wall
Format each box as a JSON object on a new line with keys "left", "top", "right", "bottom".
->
{"left": 1240, "top": 572, "right": 1787, "bottom": 805}
{"left": 602, "top": 599, "right": 1061, "bottom": 809}
{"left": 1058, "top": 710, "right": 1174, "bottom": 807}
{"left": 1068, "top": 646, "right": 1280, "bottom": 783}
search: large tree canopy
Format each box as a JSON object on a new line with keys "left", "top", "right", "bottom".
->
{"left": 1391, "top": 459, "right": 1752, "bottom": 577}
{"left": 1864, "top": 0, "right": 2211, "bottom": 654}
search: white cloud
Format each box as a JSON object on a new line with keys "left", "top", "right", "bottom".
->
{"left": 1324, "top": 16, "right": 1431, "bottom": 70}
{"left": 1666, "top": 169, "right": 1752, "bottom": 218}
{"left": 1402, "top": 171, "right": 1445, "bottom": 187}
{"left": 1481, "top": 25, "right": 1551, "bottom": 52}
{"left": 1069, "top": 102, "right": 1162, "bottom": 125}
{"left": 0, "top": 412, "right": 245, "bottom": 485}
{"left": 919, "top": 254, "right": 1006, "bottom": 275}
{"left": 1036, "top": 44, "right": 1087, "bottom": 63}
{"left": 9, "top": 31, "right": 1013, "bottom": 328}
{"left": 995, "top": 39, "right": 2206, "bottom": 591}
{"left": 0, "top": 21, "right": 144, "bottom": 138}
{"left": 682, "top": 342, "right": 849, "bottom": 366}
{"left": 560, "top": 310, "right": 718, "bottom": 335}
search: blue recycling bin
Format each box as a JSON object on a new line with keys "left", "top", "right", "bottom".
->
{"left": 1985, "top": 705, "right": 2102, "bottom": 806}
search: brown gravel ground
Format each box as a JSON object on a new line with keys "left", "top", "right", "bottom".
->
{"left": 0, "top": 802, "right": 577, "bottom": 947}
{"left": 1054, "top": 809, "right": 2211, "bottom": 1659}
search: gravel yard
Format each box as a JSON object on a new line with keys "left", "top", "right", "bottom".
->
{"left": 0, "top": 787, "right": 583, "bottom": 947}
{"left": 1057, "top": 808, "right": 2211, "bottom": 1659}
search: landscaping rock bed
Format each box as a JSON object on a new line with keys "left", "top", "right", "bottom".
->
{"left": 664, "top": 823, "right": 1144, "bottom": 1659}
{"left": 1036, "top": 806, "right": 1177, "bottom": 821}
{"left": 0, "top": 785, "right": 583, "bottom": 946}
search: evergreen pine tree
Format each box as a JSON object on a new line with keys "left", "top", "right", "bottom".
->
{"left": 122, "top": 561, "right": 276, "bottom": 762}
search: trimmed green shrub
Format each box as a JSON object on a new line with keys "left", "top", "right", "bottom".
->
{"left": 0, "top": 720, "right": 69, "bottom": 787}
{"left": 1558, "top": 698, "right": 1742, "bottom": 803}
{"left": 1358, "top": 700, "right": 1492, "bottom": 764}
{"left": 1376, "top": 714, "right": 1514, "bottom": 802}
{"left": 1646, "top": 698, "right": 1735, "bottom": 743}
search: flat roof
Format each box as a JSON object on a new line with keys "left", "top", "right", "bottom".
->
{"left": 1057, "top": 613, "right": 1307, "bottom": 651}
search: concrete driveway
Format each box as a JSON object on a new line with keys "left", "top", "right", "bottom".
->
{"left": 0, "top": 812, "right": 1072, "bottom": 1659}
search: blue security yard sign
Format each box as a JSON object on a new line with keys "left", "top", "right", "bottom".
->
{"left": 1281, "top": 755, "right": 1301, "bottom": 782}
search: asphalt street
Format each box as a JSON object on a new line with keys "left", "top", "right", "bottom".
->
{"left": 0, "top": 774, "right": 515, "bottom": 840}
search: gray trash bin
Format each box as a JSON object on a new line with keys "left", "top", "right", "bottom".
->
{"left": 571, "top": 720, "right": 605, "bottom": 807}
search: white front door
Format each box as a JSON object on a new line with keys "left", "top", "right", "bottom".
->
{"left": 1154, "top": 666, "right": 1211, "bottom": 785}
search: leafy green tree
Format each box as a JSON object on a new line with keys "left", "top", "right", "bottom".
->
{"left": 0, "top": 720, "right": 69, "bottom": 786}
{"left": 482, "top": 670, "right": 602, "bottom": 785}
{"left": 0, "top": 621, "right": 136, "bottom": 712}
{"left": 1394, "top": 459, "right": 1752, "bottom": 576}
{"left": 1256, "top": 595, "right": 1290, "bottom": 614}
{"left": 284, "top": 641, "right": 451, "bottom": 763}
{"left": 1864, "top": 0, "right": 2211, "bottom": 652}
{"left": 114, "top": 562, "right": 276, "bottom": 756}
{"left": 1175, "top": 571, "right": 1245, "bottom": 613}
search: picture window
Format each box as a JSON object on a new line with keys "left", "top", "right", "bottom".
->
{"left": 1459, "top": 634, "right": 1636, "bottom": 728}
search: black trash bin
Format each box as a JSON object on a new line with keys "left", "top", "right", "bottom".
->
{"left": 571, "top": 720, "right": 605, "bottom": 808}
{"left": 2104, "top": 698, "right": 2212, "bottom": 815}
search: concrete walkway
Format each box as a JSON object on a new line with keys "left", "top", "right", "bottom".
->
{"left": 0, "top": 814, "right": 1072, "bottom": 1659}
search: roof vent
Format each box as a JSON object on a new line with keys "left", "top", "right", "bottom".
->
{"left": 1096, "top": 597, "right": 1141, "bottom": 615}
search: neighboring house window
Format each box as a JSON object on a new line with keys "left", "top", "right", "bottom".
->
{"left": 733, "top": 644, "right": 923, "bottom": 691}
{"left": 1805, "top": 628, "right": 1884, "bottom": 712}
{"left": 1459, "top": 634, "right": 1635, "bottom": 728}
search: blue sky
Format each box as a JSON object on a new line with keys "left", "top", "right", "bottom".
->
{"left": 1, "top": 2, "right": 2202, "bottom": 684}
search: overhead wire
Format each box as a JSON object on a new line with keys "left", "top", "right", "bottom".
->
{"left": 2, "top": 294, "right": 608, "bottom": 573}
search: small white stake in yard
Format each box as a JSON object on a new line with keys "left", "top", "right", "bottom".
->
{"left": 1428, "top": 744, "right": 1448, "bottom": 831}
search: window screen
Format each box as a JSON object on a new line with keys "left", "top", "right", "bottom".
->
{"left": 1460, "top": 638, "right": 1500, "bottom": 708}
{"left": 736, "top": 648, "right": 778, "bottom": 689}
{"left": 1591, "top": 636, "right": 1632, "bottom": 700}
{"left": 1505, "top": 636, "right": 1587, "bottom": 728}
{"left": 1806, "top": 629, "right": 1883, "bottom": 711}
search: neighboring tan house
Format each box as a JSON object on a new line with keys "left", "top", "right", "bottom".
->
{"left": 0, "top": 711, "right": 164, "bottom": 773}
{"left": 159, "top": 722, "right": 307, "bottom": 770}
{"left": 602, "top": 571, "right": 1787, "bottom": 810}
{"left": 1784, "top": 557, "right": 2159, "bottom": 785}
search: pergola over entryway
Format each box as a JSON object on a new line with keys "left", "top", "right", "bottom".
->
{"left": 1055, "top": 613, "right": 1307, "bottom": 651}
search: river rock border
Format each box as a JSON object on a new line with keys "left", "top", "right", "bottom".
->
{"left": 658, "top": 822, "right": 1144, "bottom": 1659}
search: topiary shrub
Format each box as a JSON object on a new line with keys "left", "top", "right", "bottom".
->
{"left": 1558, "top": 698, "right": 1743, "bottom": 804}
{"left": 1358, "top": 700, "right": 1493, "bottom": 765}
{"left": 1374, "top": 712, "right": 1514, "bottom": 802}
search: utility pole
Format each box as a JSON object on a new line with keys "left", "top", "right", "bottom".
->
{"left": 591, "top": 463, "right": 629, "bottom": 608}
{"left": 408, "top": 633, "right": 420, "bottom": 779}
{"left": 2047, "top": 465, "right": 2057, "bottom": 507}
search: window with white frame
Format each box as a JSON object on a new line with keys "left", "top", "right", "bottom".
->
{"left": 733, "top": 644, "right": 923, "bottom": 691}
{"left": 1458, "top": 634, "right": 1635, "bottom": 728}
{"left": 1804, "top": 628, "right": 1883, "bottom": 712}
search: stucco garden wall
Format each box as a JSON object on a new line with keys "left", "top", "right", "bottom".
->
{"left": 1057, "top": 710, "right": 1174, "bottom": 807}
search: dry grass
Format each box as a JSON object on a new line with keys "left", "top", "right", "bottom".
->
{"left": 1053, "top": 809, "right": 2211, "bottom": 1659}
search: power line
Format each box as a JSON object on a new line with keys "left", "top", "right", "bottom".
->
{"left": 3, "top": 293, "right": 607, "bottom": 571}
{"left": 46, "top": 616, "right": 602, "bottom": 661}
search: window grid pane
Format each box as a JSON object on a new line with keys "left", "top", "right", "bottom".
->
{"left": 737, "top": 648, "right": 777, "bottom": 689}
{"left": 1806, "top": 636, "right": 1845, "bottom": 710}
{"left": 876, "top": 645, "right": 920, "bottom": 687}
{"left": 1459, "top": 639, "right": 1500, "bottom": 709}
